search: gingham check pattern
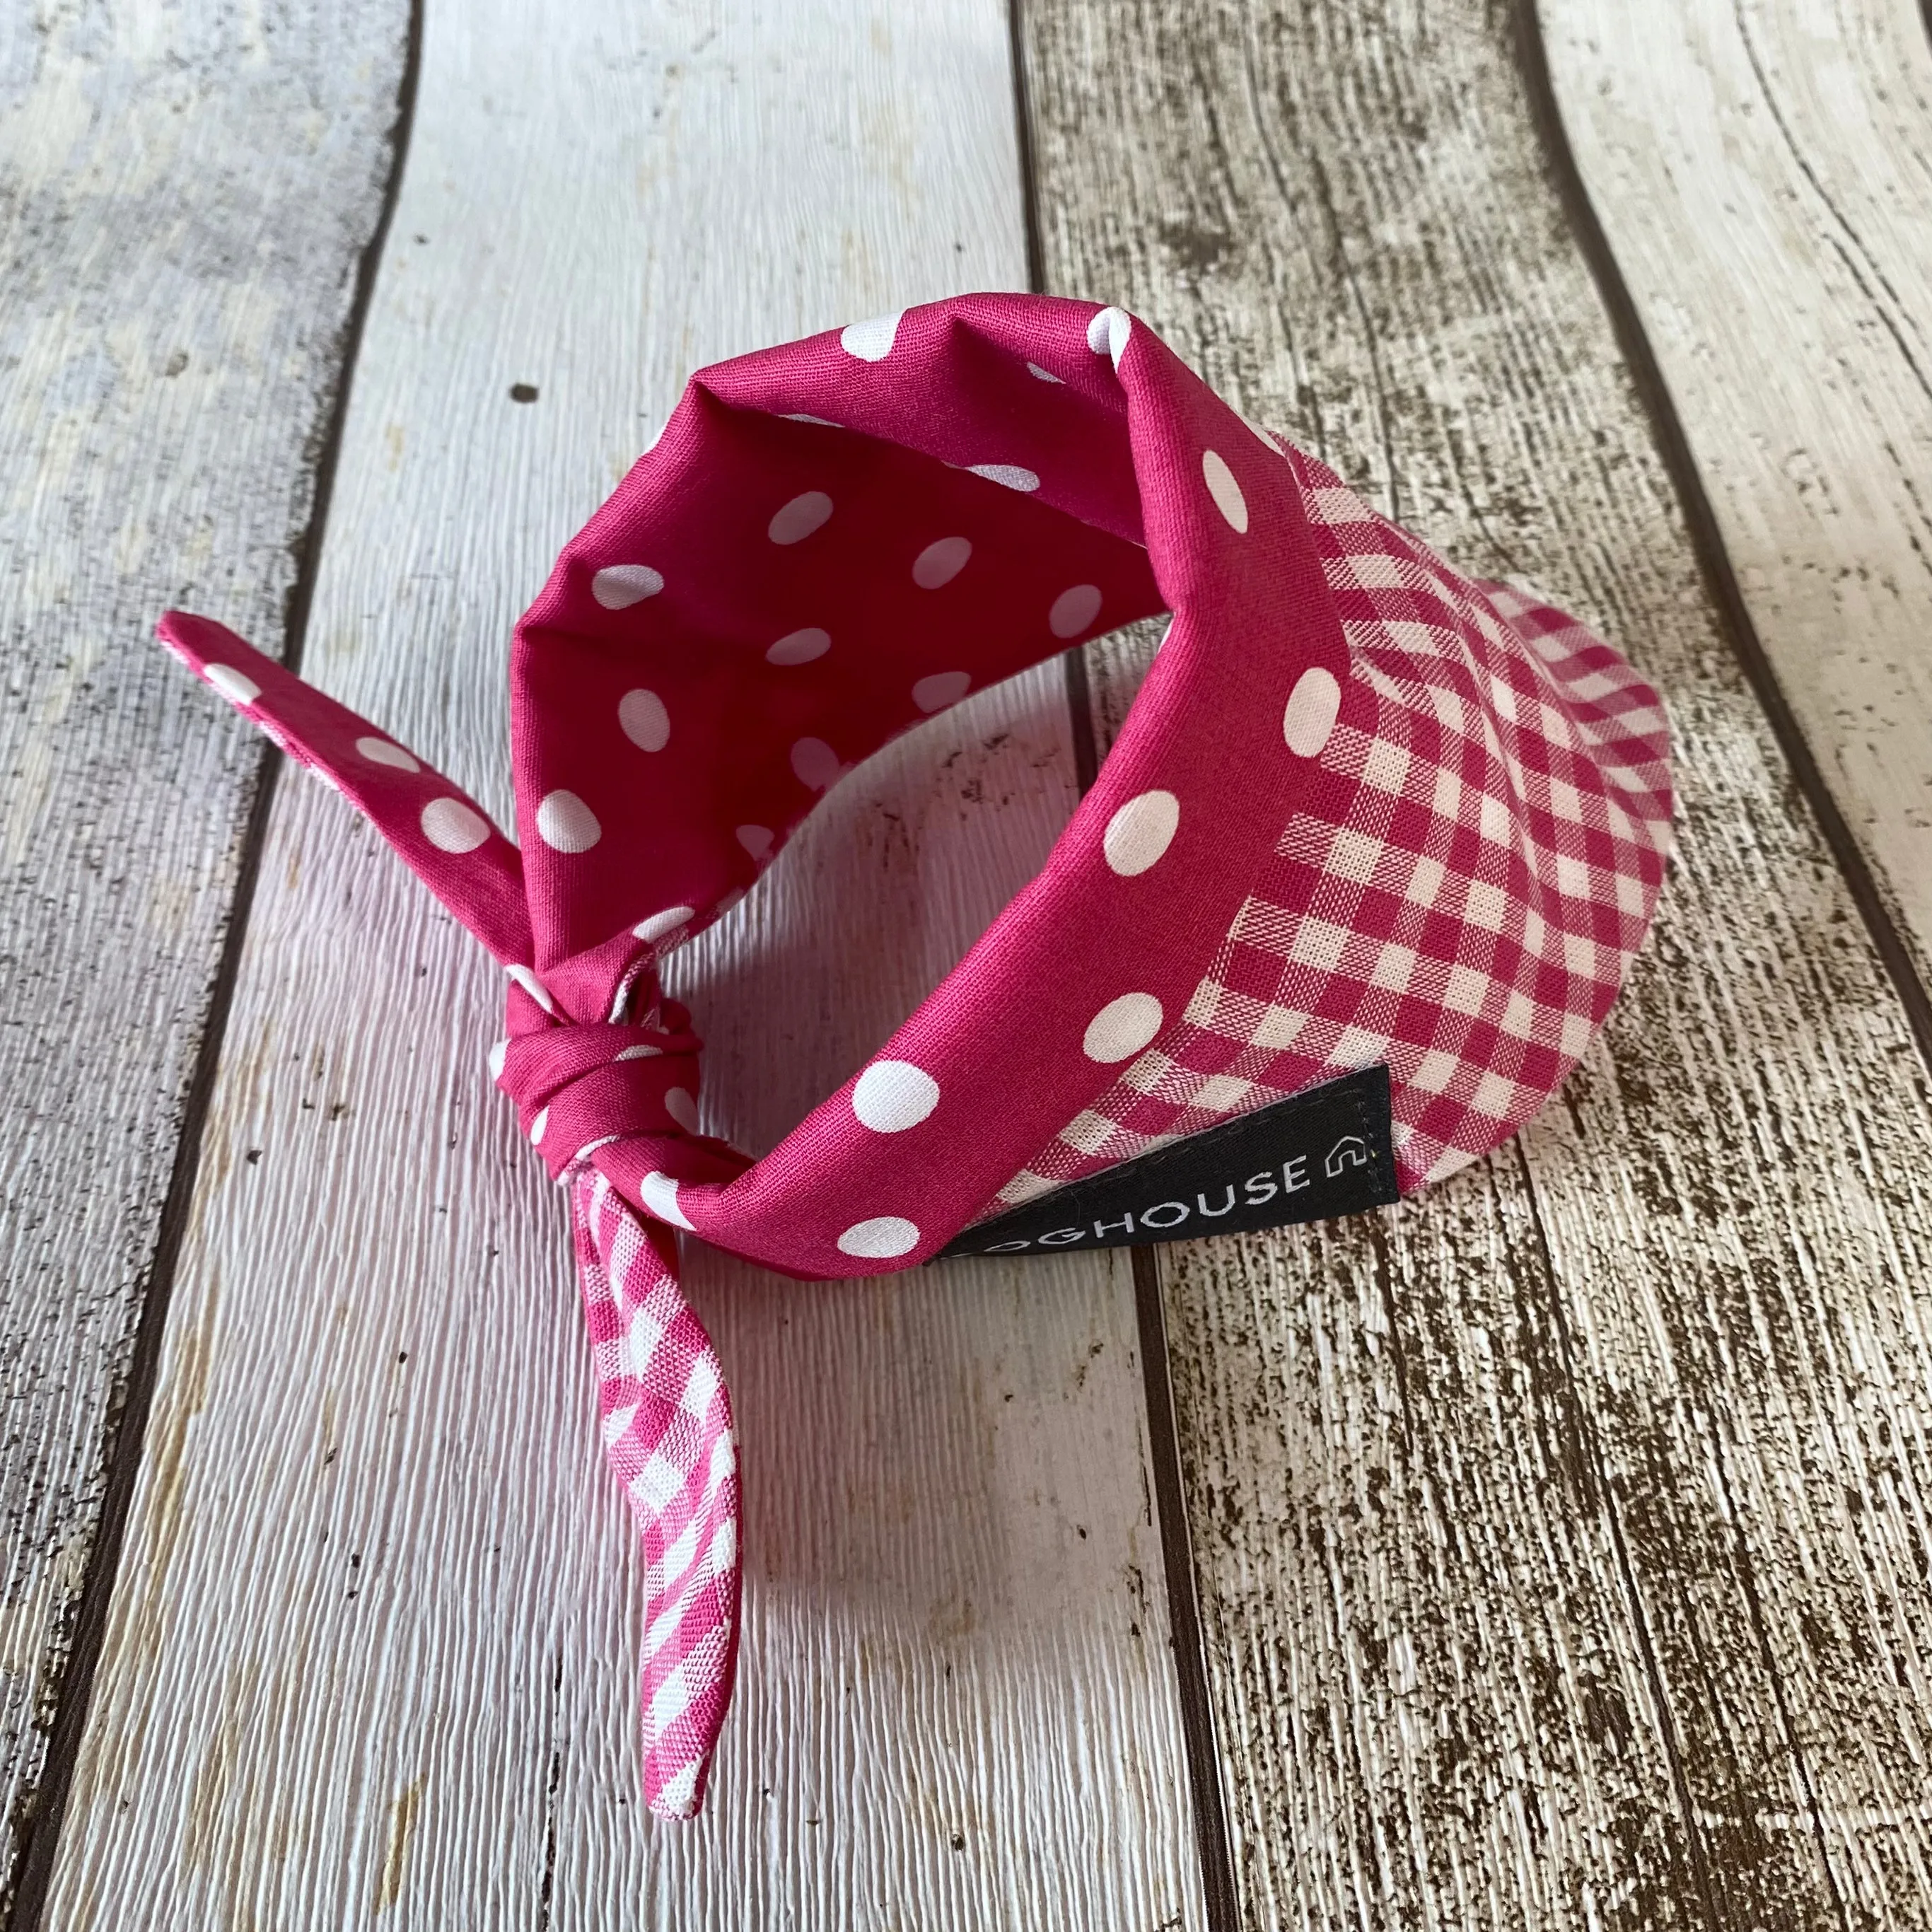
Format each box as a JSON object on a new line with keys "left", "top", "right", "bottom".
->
{"left": 994, "top": 449, "right": 1674, "bottom": 1207}
{"left": 573, "top": 1170, "right": 741, "bottom": 1818}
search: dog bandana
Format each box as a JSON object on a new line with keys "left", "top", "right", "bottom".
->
{"left": 157, "top": 293, "right": 1673, "bottom": 1817}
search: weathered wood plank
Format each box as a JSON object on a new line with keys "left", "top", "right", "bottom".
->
{"left": 1023, "top": 0, "right": 1932, "bottom": 1924}
{"left": 0, "top": 0, "right": 406, "bottom": 1897}
{"left": 41, "top": 2, "right": 1204, "bottom": 1925}
{"left": 1537, "top": 22, "right": 1932, "bottom": 1898}
{"left": 1546, "top": 0, "right": 1932, "bottom": 998}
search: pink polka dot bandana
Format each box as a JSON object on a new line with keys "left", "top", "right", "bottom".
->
{"left": 157, "top": 293, "right": 1672, "bottom": 1817}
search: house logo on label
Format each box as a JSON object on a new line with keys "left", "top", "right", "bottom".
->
{"left": 938, "top": 1064, "right": 1400, "bottom": 1261}
{"left": 1325, "top": 1134, "right": 1368, "bottom": 1177}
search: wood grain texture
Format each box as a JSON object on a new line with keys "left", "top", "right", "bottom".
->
{"left": 41, "top": 1, "right": 1204, "bottom": 1926}
{"left": 1545, "top": 0, "right": 1932, "bottom": 994}
{"left": 1021, "top": 0, "right": 1932, "bottom": 1924}
{"left": 0, "top": 0, "right": 405, "bottom": 1887}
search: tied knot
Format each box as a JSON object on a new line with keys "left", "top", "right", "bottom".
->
{"left": 495, "top": 991, "right": 709, "bottom": 1183}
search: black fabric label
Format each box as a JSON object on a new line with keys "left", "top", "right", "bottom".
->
{"left": 938, "top": 1064, "right": 1399, "bottom": 1260}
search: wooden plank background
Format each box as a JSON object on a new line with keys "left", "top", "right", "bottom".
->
{"left": 0, "top": 0, "right": 407, "bottom": 1904}
{"left": 1548, "top": 0, "right": 1932, "bottom": 994}
{"left": 1024, "top": 0, "right": 1932, "bottom": 1927}
{"left": 30, "top": 3, "right": 1201, "bottom": 1927}
{"left": 3, "top": 0, "right": 1931, "bottom": 1926}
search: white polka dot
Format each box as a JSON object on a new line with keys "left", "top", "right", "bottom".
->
{"left": 852, "top": 1061, "right": 941, "bottom": 1133}
{"left": 506, "top": 964, "right": 557, "bottom": 1014}
{"left": 1049, "top": 583, "right": 1103, "bottom": 638}
{"left": 769, "top": 491, "right": 833, "bottom": 545}
{"left": 791, "top": 738, "right": 842, "bottom": 790}
{"left": 536, "top": 789, "right": 600, "bottom": 852}
{"left": 839, "top": 310, "right": 903, "bottom": 361}
{"left": 618, "top": 688, "right": 670, "bottom": 752}
{"left": 1083, "top": 991, "right": 1163, "bottom": 1063}
{"left": 641, "top": 1170, "right": 694, "bottom": 1230}
{"left": 767, "top": 626, "right": 830, "bottom": 665}
{"left": 969, "top": 463, "right": 1040, "bottom": 491}
{"left": 1102, "top": 789, "right": 1180, "bottom": 875}
{"left": 615, "top": 1042, "right": 662, "bottom": 1061}
{"left": 488, "top": 1038, "right": 509, "bottom": 1081}
{"left": 204, "top": 663, "right": 260, "bottom": 706}
{"left": 785, "top": 412, "right": 842, "bottom": 428}
{"left": 1284, "top": 666, "right": 1342, "bottom": 758}
{"left": 634, "top": 904, "right": 694, "bottom": 943}
{"left": 665, "top": 1087, "right": 700, "bottom": 1134}
{"left": 1086, "top": 305, "right": 1131, "bottom": 368}
{"left": 530, "top": 1105, "right": 549, "bottom": 1146}
{"left": 837, "top": 1215, "right": 921, "bottom": 1259}
{"left": 592, "top": 564, "right": 663, "bottom": 608}
{"left": 714, "top": 887, "right": 747, "bottom": 918}
{"left": 912, "top": 671, "right": 971, "bottom": 714}
{"left": 736, "top": 824, "right": 774, "bottom": 861}
{"left": 912, "top": 536, "right": 972, "bottom": 589}
{"left": 356, "top": 735, "right": 419, "bottom": 772}
{"left": 1027, "top": 361, "right": 1064, "bottom": 384}
{"left": 1202, "top": 449, "right": 1248, "bottom": 533}
{"left": 421, "top": 796, "right": 489, "bottom": 853}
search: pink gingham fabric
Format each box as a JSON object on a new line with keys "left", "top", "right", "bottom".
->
{"left": 158, "top": 293, "right": 1672, "bottom": 1817}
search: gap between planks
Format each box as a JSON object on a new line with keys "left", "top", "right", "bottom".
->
{"left": 1009, "top": 3, "right": 1238, "bottom": 1911}
{"left": 0, "top": 5, "right": 418, "bottom": 1924}
{"left": 6, "top": 11, "right": 427, "bottom": 1926}
{"left": 1525, "top": 0, "right": 1932, "bottom": 1077}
